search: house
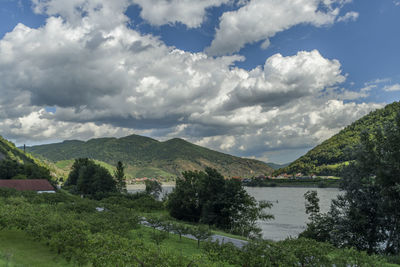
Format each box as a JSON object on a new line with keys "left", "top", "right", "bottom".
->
{"left": 0, "top": 179, "right": 55, "bottom": 193}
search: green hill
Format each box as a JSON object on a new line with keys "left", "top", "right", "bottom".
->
{"left": 26, "top": 135, "right": 273, "bottom": 179}
{"left": 0, "top": 136, "right": 38, "bottom": 165}
{"left": 277, "top": 101, "right": 400, "bottom": 176}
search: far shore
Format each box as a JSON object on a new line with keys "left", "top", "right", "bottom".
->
{"left": 126, "top": 182, "right": 176, "bottom": 190}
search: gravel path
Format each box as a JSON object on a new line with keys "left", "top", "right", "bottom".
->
{"left": 141, "top": 219, "right": 248, "bottom": 248}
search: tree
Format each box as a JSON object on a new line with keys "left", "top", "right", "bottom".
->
{"left": 302, "top": 114, "right": 400, "bottom": 255}
{"left": 150, "top": 231, "right": 168, "bottom": 246}
{"left": 114, "top": 161, "right": 126, "bottom": 193}
{"left": 64, "top": 158, "right": 117, "bottom": 197}
{"left": 167, "top": 167, "right": 273, "bottom": 237}
{"left": 171, "top": 222, "right": 190, "bottom": 241}
{"left": 304, "top": 191, "right": 320, "bottom": 217}
{"left": 190, "top": 225, "right": 212, "bottom": 248}
{"left": 144, "top": 180, "right": 162, "bottom": 199}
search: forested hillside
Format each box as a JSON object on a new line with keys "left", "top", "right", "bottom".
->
{"left": 0, "top": 135, "right": 51, "bottom": 180}
{"left": 277, "top": 101, "right": 400, "bottom": 175}
{"left": 26, "top": 135, "right": 273, "bottom": 179}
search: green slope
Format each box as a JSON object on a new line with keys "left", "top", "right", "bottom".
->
{"left": 0, "top": 136, "right": 41, "bottom": 165}
{"left": 0, "top": 135, "right": 54, "bottom": 180}
{"left": 277, "top": 101, "right": 400, "bottom": 176}
{"left": 26, "top": 135, "right": 273, "bottom": 179}
{"left": 0, "top": 135, "right": 52, "bottom": 170}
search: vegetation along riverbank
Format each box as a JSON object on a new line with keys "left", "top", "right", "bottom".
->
{"left": 244, "top": 177, "right": 341, "bottom": 188}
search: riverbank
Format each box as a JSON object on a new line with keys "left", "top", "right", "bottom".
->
{"left": 244, "top": 178, "right": 341, "bottom": 188}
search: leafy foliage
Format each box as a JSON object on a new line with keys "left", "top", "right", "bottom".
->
{"left": 202, "top": 237, "right": 387, "bottom": 267}
{"left": 167, "top": 167, "right": 273, "bottom": 237}
{"left": 145, "top": 179, "right": 162, "bottom": 199}
{"left": 0, "top": 135, "right": 52, "bottom": 180}
{"left": 114, "top": 161, "right": 126, "bottom": 193}
{"left": 64, "top": 158, "right": 117, "bottom": 197}
{"left": 0, "top": 183, "right": 395, "bottom": 266}
{"left": 278, "top": 101, "right": 400, "bottom": 175}
{"left": 301, "top": 113, "right": 400, "bottom": 255}
{"left": 190, "top": 225, "right": 212, "bottom": 248}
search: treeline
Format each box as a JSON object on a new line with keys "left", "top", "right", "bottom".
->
{"left": 245, "top": 177, "right": 341, "bottom": 188}
{"left": 0, "top": 159, "right": 51, "bottom": 180}
{"left": 278, "top": 101, "right": 400, "bottom": 175}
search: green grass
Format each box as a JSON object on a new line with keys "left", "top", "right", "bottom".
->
{"left": 54, "top": 159, "right": 74, "bottom": 169}
{"left": 210, "top": 230, "right": 248, "bottom": 241}
{"left": 131, "top": 225, "right": 203, "bottom": 256}
{"left": 0, "top": 229, "right": 73, "bottom": 267}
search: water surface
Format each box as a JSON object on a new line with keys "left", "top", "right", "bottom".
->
{"left": 245, "top": 187, "right": 341, "bottom": 240}
{"left": 129, "top": 185, "right": 341, "bottom": 241}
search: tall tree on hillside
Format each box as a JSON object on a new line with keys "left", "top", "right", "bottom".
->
{"left": 114, "top": 161, "right": 126, "bottom": 193}
{"left": 301, "top": 114, "right": 400, "bottom": 254}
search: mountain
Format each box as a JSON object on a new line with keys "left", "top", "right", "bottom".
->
{"left": 276, "top": 101, "right": 400, "bottom": 176}
{"left": 266, "top": 162, "right": 290, "bottom": 170}
{"left": 26, "top": 134, "right": 273, "bottom": 179}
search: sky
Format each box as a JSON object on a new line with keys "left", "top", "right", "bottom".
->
{"left": 0, "top": 0, "right": 399, "bottom": 164}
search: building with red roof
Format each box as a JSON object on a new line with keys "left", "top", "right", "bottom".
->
{"left": 0, "top": 179, "right": 55, "bottom": 193}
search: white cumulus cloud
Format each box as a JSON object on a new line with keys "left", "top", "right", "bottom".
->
{"left": 206, "top": 0, "right": 354, "bottom": 56}
{"left": 337, "top": 11, "right": 359, "bottom": 22}
{"left": 383, "top": 84, "right": 400, "bottom": 92}
{"left": 0, "top": 0, "right": 382, "bottom": 163}
{"left": 132, "top": 0, "right": 230, "bottom": 28}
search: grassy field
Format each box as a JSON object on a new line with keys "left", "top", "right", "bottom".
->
{"left": 0, "top": 229, "right": 74, "bottom": 267}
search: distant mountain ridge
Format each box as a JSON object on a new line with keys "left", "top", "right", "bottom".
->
{"left": 26, "top": 134, "right": 273, "bottom": 179}
{"left": 277, "top": 101, "right": 400, "bottom": 176}
{"left": 266, "top": 162, "right": 290, "bottom": 170}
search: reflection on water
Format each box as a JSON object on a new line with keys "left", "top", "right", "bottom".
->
{"left": 129, "top": 185, "right": 341, "bottom": 241}
{"left": 245, "top": 187, "right": 341, "bottom": 240}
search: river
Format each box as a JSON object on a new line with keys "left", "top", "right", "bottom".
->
{"left": 245, "top": 187, "right": 340, "bottom": 240}
{"left": 128, "top": 185, "right": 341, "bottom": 241}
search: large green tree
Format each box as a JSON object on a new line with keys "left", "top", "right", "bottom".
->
{"left": 166, "top": 167, "right": 272, "bottom": 237}
{"left": 302, "top": 114, "right": 400, "bottom": 254}
{"left": 114, "top": 161, "right": 126, "bottom": 193}
{"left": 65, "top": 158, "right": 117, "bottom": 197}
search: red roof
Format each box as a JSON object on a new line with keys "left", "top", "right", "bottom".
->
{"left": 0, "top": 179, "right": 55, "bottom": 191}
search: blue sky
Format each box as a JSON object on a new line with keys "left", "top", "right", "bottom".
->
{"left": 0, "top": 0, "right": 399, "bottom": 163}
